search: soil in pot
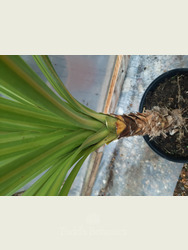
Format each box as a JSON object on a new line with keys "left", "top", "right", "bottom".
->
{"left": 144, "top": 73, "right": 188, "bottom": 159}
{"left": 174, "top": 163, "right": 188, "bottom": 196}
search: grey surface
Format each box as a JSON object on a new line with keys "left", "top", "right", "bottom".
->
{"left": 91, "top": 55, "right": 187, "bottom": 196}
{"left": 21, "top": 55, "right": 115, "bottom": 112}
{"left": 17, "top": 55, "right": 116, "bottom": 194}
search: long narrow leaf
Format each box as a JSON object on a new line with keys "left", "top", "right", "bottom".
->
{"left": 46, "top": 127, "right": 110, "bottom": 196}
{"left": 22, "top": 157, "right": 66, "bottom": 196}
{"left": 0, "top": 130, "right": 93, "bottom": 195}
{"left": 0, "top": 97, "right": 78, "bottom": 130}
{"left": 33, "top": 55, "right": 107, "bottom": 123}
{"left": 0, "top": 130, "right": 71, "bottom": 161}
{"left": 0, "top": 56, "right": 103, "bottom": 131}
{"left": 58, "top": 133, "right": 115, "bottom": 196}
{"left": 0, "top": 55, "right": 118, "bottom": 196}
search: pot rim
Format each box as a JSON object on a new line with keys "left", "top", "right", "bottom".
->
{"left": 139, "top": 68, "right": 188, "bottom": 163}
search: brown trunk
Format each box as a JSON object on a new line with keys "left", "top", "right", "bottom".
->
{"left": 115, "top": 106, "right": 185, "bottom": 139}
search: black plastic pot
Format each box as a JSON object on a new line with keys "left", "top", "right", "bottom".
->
{"left": 139, "top": 68, "right": 188, "bottom": 163}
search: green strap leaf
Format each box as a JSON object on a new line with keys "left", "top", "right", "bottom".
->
{"left": 0, "top": 130, "right": 93, "bottom": 196}
{"left": 58, "top": 133, "right": 113, "bottom": 196}
{"left": 0, "top": 56, "right": 103, "bottom": 131}
{"left": 33, "top": 55, "right": 107, "bottom": 123}
{"left": 0, "top": 55, "right": 118, "bottom": 196}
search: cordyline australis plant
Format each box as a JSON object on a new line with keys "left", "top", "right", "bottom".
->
{"left": 0, "top": 56, "right": 184, "bottom": 196}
